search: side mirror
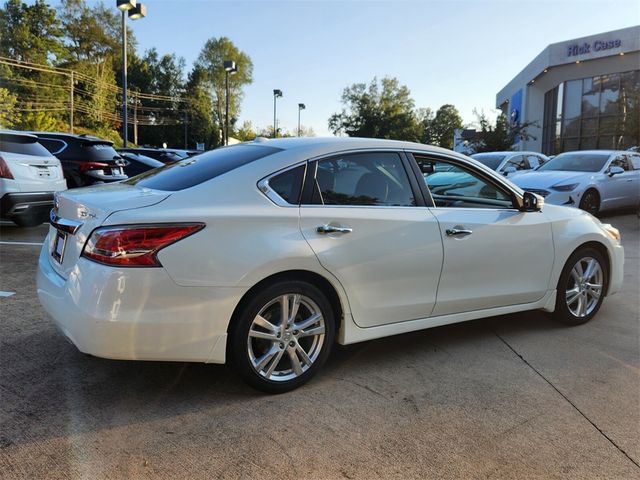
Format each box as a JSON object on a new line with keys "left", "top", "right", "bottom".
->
{"left": 420, "top": 162, "right": 435, "bottom": 174}
{"left": 608, "top": 166, "right": 624, "bottom": 177}
{"left": 503, "top": 166, "right": 517, "bottom": 176}
{"left": 520, "top": 191, "right": 543, "bottom": 212}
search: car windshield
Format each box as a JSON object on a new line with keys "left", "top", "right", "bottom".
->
{"left": 538, "top": 152, "right": 610, "bottom": 172}
{"left": 470, "top": 154, "right": 505, "bottom": 170}
{"left": 125, "top": 144, "right": 282, "bottom": 191}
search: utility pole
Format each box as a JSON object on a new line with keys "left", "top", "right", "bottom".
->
{"left": 121, "top": 10, "right": 128, "bottom": 146}
{"left": 69, "top": 71, "right": 74, "bottom": 134}
{"left": 133, "top": 92, "right": 138, "bottom": 145}
{"left": 183, "top": 111, "right": 188, "bottom": 149}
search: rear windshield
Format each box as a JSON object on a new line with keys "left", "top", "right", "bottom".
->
{"left": 470, "top": 154, "right": 505, "bottom": 170}
{"left": 81, "top": 143, "right": 121, "bottom": 161}
{"left": 538, "top": 152, "right": 609, "bottom": 172}
{"left": 0, "top": 135, "right": 53, "bottom": 157}
{"left": 125, "top": 144, "right": 282, "bottom": 191}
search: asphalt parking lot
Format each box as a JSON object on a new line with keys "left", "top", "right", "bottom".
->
{"left": 0, "top": 213, "right": 638, "bottom": 480}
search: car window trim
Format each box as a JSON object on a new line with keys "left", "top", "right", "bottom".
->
{"left": 405, "top": 151, "right": 522, "bottom": 211}
{"left": 300, "top": 149, "right": 425, "bottom": 208}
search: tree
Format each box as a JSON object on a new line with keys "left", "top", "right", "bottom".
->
{"left": 0, "top": 87, "right": 19, "bottom": 127}
{"left": 234, "top": 120, "right": 257, "bottom": 142}
{"left": 328, "top": 77, "right": 420, "bottom": 141}
{"left": 422, "top": 104, "right": 463, "bottom": 149}
{"left": 183, "top": 66, "right": 217, "bottom": 149}
{"left": 193, "top": 37, "right": 253, "bottom": 147}
{"left": 467, "top": 110, "right": 537, "bottom": 153}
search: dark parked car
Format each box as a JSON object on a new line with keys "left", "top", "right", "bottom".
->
{"left": 118, "top": 151, "right": 164, "bottom": 177}
{"left": 32, "top": 133, "right": 127, "bottom": 188}
{"left": 117, "top": 148, "right": 184, "bottom": 165}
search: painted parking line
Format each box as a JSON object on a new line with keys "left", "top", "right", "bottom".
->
{"left": 0, "top": 291, "right": 16, "bottom": 297}
{"left": 0, "top": 241, "right": 44, "bottom": 246}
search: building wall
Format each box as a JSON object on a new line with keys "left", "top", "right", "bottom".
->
{"left": 523, "top": 52, "right": 640, "bottom": 151}
{"left": 496, "top": 26, "right": 640, "bottom": 152}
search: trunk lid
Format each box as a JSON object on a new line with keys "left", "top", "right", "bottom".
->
{"left": 47, "top": 183, "right": 170, "bottom": 279}
{"left": 2, "top": 152, "right": 64, "bottom": 184}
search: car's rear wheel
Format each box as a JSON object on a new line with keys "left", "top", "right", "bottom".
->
{"left": 552, "top": 247, "right": 608, "bottom": 325}
{"left": 229, "top": 280, "right": 335, "bottom": 393}
{"left": 579, "top": 189, "right": 600, "bottom": 216}
{"left": 13, "top": 216, "right": 43, "bottom": 227}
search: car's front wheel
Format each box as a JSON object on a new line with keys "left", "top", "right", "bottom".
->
{"left": 579, "top": 189, "right": 600, "bottom": 216}
{"left": 553, "top": 247, "right": 608, "bottom": 325}
{"left": 229, "top": 280, "right": 335, "bottom": 393}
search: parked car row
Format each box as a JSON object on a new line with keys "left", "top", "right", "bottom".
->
{"left": 0, "top": 130, "right": 188, "bottom": 226}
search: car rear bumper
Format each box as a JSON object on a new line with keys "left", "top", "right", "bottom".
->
{"left": 1, "top": 192, "right": 54, "bottom": 219}
{"left": 36, "top": 240, "right": 245, "bottom": 363}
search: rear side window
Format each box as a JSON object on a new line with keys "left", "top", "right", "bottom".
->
{"left": 38, "top": 138, "right": 67, "bottom": 155}
{"left": 0, "top": 135, "right": 53, "bottom": 157}
{"left": 126, "top": 144, "right": 282, "bottom": 191}
{"left": 267, "top": 164, "right": 305, "bottom": 204}
{"left": 629, "top": 154, "right": 640, "bottom": 170}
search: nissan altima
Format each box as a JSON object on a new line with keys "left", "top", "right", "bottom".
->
{"left": 511, "top": 150, "right": 640, "bottom": 215}
{"left": 37, "top": 138, "right": 624, "bottom": 393}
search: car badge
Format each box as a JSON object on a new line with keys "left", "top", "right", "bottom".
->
{"left": 77, "top": 206, "right": 96, "bottom": 219}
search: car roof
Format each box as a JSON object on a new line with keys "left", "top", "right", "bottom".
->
{"left": 28, "top": 131, "right": 113, "bottom": 144}
{"left": 556, "top": 150, "right": 623, "bottom": 155}
{"left": 243, "top": 136, "right": 465, "bottom": 158}
{"left": 0, "top": 130, "right": 39, "bottom": 142}
{"left": 471, "top": 151, "right": 544, "bottom": 156}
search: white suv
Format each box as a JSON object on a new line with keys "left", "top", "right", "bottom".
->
{"left": 0, "top": 131, "right": 67, "bottom": 227}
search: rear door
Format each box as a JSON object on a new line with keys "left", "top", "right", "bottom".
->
{"left": 299, "top": 151, "right": 444, "bottom": 328}
{"left": 412, "top": 153, "right": 554, "bottom": 316}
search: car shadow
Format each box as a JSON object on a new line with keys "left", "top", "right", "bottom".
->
{"left": 0, "top": 308, "right": 563, "bottom": 450}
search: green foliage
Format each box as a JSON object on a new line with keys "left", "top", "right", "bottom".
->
{"left": 234, "top": 120, "right": 257, "bottom": 142}
{"left": 194, "top": 37, "right": 254, "bottom": 145}
{"left": 467, "top": 110, "right": 537, "bottom": 153}
{"left": 422, "top": 104, "right": 463, "bottom": 149}
{"left": 0, "top": 87, "right": 19, "bottom": 127}
{"left": 328, "top": 77, "right": 421, "bottom": 141}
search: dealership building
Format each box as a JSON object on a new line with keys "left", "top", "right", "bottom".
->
{"left": 496, "top": 26, "right": 640, "bottom": 155}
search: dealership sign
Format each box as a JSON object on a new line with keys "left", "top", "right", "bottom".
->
{"left": 567, "top": 39, "right": 622, "bottom": 57}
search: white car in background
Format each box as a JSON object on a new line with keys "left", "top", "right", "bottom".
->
{"left": 37, "top": 138, "right": 624, "bottom": 393}
{"left": 511, "top": 150, "right": 640, "bottom": 215}
{"left": 471, "top": 151, "right": 549, "bottom": 177}
{"left": 0, "top": 131, "right": 67, "bottom": 227}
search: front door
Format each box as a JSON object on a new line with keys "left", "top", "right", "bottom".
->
{"left": 412, "top": 154, "right": 555, "bottom": 317}
{"left": 299, "top": 151, "right": 444, "bottom": 328}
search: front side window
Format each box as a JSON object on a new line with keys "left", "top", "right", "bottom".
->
{"left": 309, "top": 152, "right": 415, "bottom": 207}
{"left": 505, "top": 155, "right": 529, "bottom": 171}
{"left": 415, "top": 156, "right": 514, "bottom": 209}
{"left": 628, "top": 154, "right": 640, "bottom": 170}
{"left": 610, "top": 155, "right": 630, "bottom": 171}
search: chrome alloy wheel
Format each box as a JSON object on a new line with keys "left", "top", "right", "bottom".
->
{"left": 565, "top": 256, "right": 603, "bottom": 318}
{"left": 247, "top": 294, "right": 326, "bottom": 382}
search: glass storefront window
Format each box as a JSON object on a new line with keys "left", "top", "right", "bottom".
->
{"left": 599, "top": 74, "right": 620, "bottom": 115}
{"left": 542, "top": 69, "right": 639, "bottom": 155}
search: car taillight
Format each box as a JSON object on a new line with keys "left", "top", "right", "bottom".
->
{"left": 79, "top": 162, "right": 109, "bottom": 173}
{"left": 82, "top": 224, "right": 204, "bottom": 267}
{"left": 0, "top": 156, "right": 14, "bottom": 179}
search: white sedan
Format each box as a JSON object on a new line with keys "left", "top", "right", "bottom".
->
{"left": 511, "top": 150, "right": 640, "bottom": 215}
{"left": 37, "top": 138, "right": 624, "bottom": 392}
{"left": 470, "top": 151, "right": 549, "bottom": 177}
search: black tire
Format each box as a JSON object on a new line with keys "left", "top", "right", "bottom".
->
{"left": 552, "top": 247, "right": 608, "bottom": 325}
{"left": 228, "top": 280, "right": 335, "bottom": 393}
{"left": 579, "top": 189, "right": 600, "bottom": 216}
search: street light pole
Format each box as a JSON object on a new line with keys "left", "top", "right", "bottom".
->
{"left": 116, "top": 0, "right": 146, "bottom": 147}
{"left": 273, "top": 89, "right": 282, "bottom": 138}
{"left": 298, "top": 103, "right": 305, "bottom": 137}
{"left": 223, "top": 60, "right": 237, "bottom": 146}
{"left": 121, "top": 9, "right": 128, "bottom": 146}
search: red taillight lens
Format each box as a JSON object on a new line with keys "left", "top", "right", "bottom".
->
{"left": 78, "top": 161, "right": 110, "bottom": 173}
{"left": 0, "top": 156, "right": 14, "bottom": 179}
{"left": 82, "top": 224, "right": 204, "bottom": 267}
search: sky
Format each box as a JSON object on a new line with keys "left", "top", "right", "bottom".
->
{"left": 64, "top": 1, "right": 640, "bottom": 135}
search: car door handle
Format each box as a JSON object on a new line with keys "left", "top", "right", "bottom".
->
{"left": 317, "top": 224, "right": 353, "bottom": 234}
{"left": 446, "top": 227, "right": 473, "bottom": 237}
